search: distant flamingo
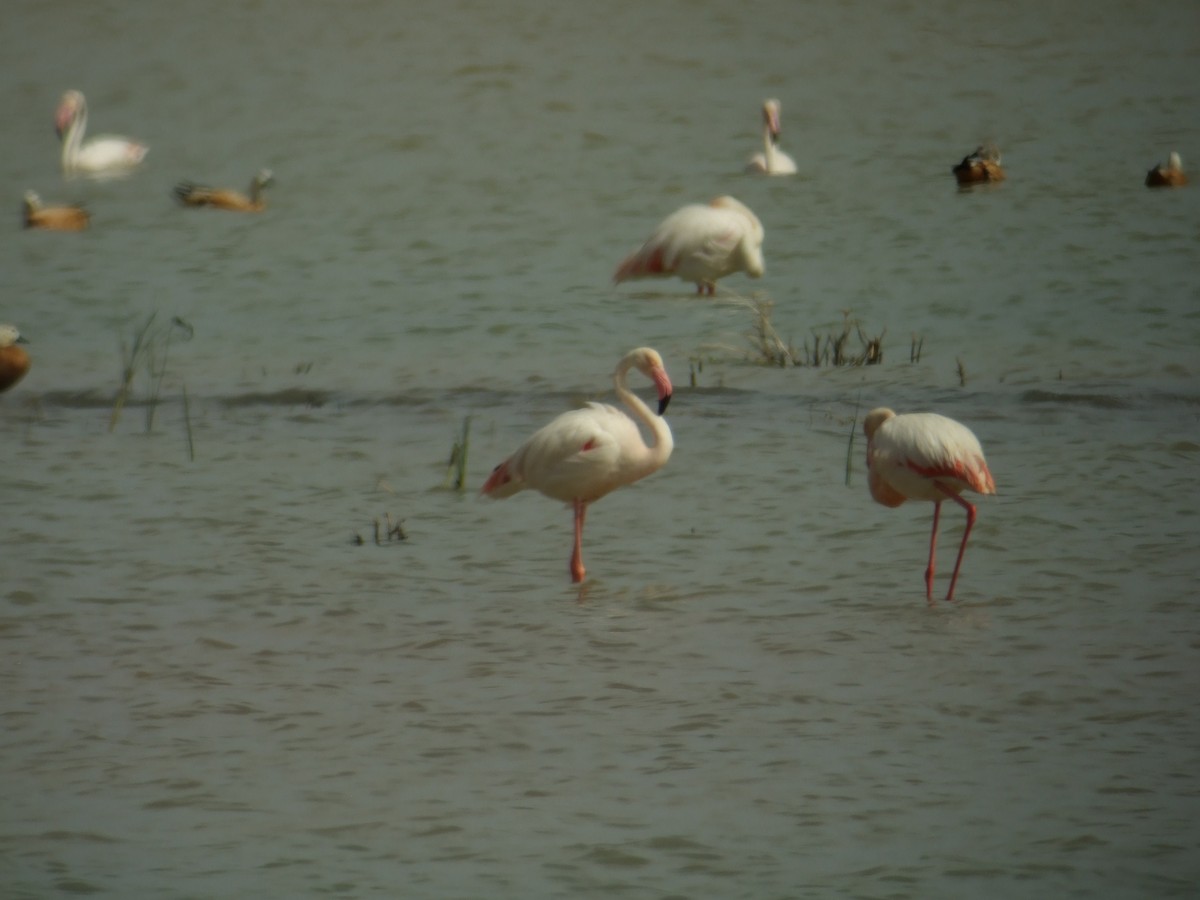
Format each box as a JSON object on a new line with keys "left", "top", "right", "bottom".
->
{"left": 0, "top": 325, "right": 31, "bottom": 392}
{"left": 863, "top": 408, "right": 996, "bottom": 603}
{"left": 175, "top": 169, "right": 274, "bottom": 211}
{"left": 482, "top": 347, "right": 675, "bottom": 583}
{"left": 952, "top": 144, "right": 1004, "bottom": 185}
{"left": 22, "top": 190, "right": 89, "bottom": 231}
{"left": 613, "top": 196, "right": 764, "bottom": 295}
{"left": 746, "top": 99, "right": 798, "bottom": 175}
{"left": 56, "top": 90, "right": 148, "bottom": 178}
{"left": 1145, "top": 151, "right": 1187, "bottom": 187}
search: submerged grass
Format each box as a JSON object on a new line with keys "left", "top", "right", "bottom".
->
{"left": 109, "top": 314, "right": 196, "bottom": 455}
{"left": 443, "top": 415, "right": 472, "bottom": 491}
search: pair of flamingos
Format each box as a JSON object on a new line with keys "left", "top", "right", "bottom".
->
{"left": 482, "top": 348, "right": 995, "bottom": 603}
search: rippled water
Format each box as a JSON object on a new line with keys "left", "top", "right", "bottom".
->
{"left": 3, "top": 0, "right": 1199, "bottom": 897}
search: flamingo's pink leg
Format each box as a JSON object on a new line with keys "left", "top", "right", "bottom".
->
{"left": 570, "top": 499, "right": 588, "bottom": 583}
{"left": 925, "top": 500, "right": 942, "bottom": 602}
{"left": 937, "top": 485, "right": 978, "bottom": 603}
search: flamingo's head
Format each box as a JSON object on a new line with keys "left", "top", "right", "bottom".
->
{"left": 863, "top": 407, "right": 897, "bottom": 440}
{"left": 626, "top": 347, "right": 673, "bottom": 415}
{"left": 55, "top": 90, "right": 85, "bottom": 138}
{"left": 762, "top": 99, "right": 782, "bottom": 140}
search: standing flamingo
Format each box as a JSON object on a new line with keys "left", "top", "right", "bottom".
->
{"left": 56, "top": 90, "right": 148, "bottom": 178}
{"left": 0, "top": 325, "right": 31, "bottom": 393}
{"left": 482, "top": 348, "right": 675, "bottom": 583}
{"left": 1145, "top": 151, "right": 1187, "bottom": 187}
{"left": 745, "top": 99, "right": 798, "bottom": 176}
{"left": 613, "top": 196, "right": 764, "bottom": 295}
{"left": 863, "top": 408, "right": 996, "bottom": 603}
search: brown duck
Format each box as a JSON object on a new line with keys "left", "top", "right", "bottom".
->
{"left": 175, "top": 169, "right": 273, "bottom": 211}
{"left": 23, "top": 191, "right": 89, "bottom": 231}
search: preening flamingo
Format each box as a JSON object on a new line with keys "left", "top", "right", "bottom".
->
{"left": 745, "top": 99, "right": 797, "bottom": 176}
{"left": 1145, "top": 152, "right": 1187, "bottom": 187}
{"left": 175, "top": 169, "right": 274, "bottom": 211}
{"left": 0, "top": 325, "right": 31, "bottom": 393}
{"left": 952, "top": 144, "right": 1005, "bottom": 185}
{"left": 613, "top": 196, "right": 765, "bottom": 295}
{"left": 863, "top": 408, "right": 996, "bottom": 603}
{"left": 56, "top": 90, "right": 148, "bottom": 178}
{"left": 22, "top": 190, "right": 89, "bottom": 231}
{"left": 482, "top": 347, "right": 675, "bottom": 583}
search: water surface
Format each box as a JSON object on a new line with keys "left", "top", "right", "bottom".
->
{"left": 3, "top": 0, "right": 1199, "bottom": 897}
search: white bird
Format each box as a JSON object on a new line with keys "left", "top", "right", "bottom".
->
{"left": 613, "top": 196, "right": 765, "bottom": 295}
{"left": 863, "top": 408, "right": 997, "bottom": 603}
{"left": 56, "top": 90, "right": 148, "bottom": 178}
{"left": 482, "top": 347, "right": 675, "bottom": 583}
{"left": 745, "top": 99, "right": 797, "bottom": 175}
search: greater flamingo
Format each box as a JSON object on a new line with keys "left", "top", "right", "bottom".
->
{"left": 482, "top": 347, "right": 675, "bottom": 583}
{"left": 55, "top": 90, "right": 148, "bottom": 178}
{"left": 1145, "top": 152, "right": 1187, "bottom": 187}
{"left": 175, "top": 169, "right": 274, "bottom": 211}
{"left": 22, "top": 191, "right": 89, "bottom": 231}
{"left": 613, "top": 195, "right": 764, "bottom": 295}
{"left": 863, "top": 408, "right": 996, "bottom": 603}
{"left": 952, "top": 144, "right": 1005, "bottom": 185}
{"left": 0, "top": 325, "right": 31, "bottom": 393}
{"left": 745, "top": 99, "right": 797, "bottom": 176}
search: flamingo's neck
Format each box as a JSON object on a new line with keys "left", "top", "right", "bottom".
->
{"left": 762, "top": 124, "right": 777, "bottom": 173}
{"left": 61, "top": 108, "right": 86, "bottom": 170}
{"left": 613, "top": 364, "right": 674, "bottom": 471}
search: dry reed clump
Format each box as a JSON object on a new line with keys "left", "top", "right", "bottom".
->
{"left": 739, "top": 299, "right": 889, "bottom": 368}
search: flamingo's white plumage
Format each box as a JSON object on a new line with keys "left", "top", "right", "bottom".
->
{"left": 613, "top": 196, "right": 764, "bottom": 295}
{"left": 864, "top": 408, "right": 996, "bottom": 603}
{"left": 56, "top": 90, "right": 148, "bottom": 178}
{"left": 482, "top": 348, "right": 675, "bottom": 583}
{"left": 746, "top": 99, "right": 797, "bottom": 176}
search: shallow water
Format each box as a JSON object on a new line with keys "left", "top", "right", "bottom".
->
{"left": 3, "top": 0, "right": 1200, "bottom": 897}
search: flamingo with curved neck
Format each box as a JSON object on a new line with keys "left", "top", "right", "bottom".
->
{"left": 56, "top": 90, "right": 148, "bottom": 178}
{"left": 746, "top": 99, "right": 797, "bottom": 175}
{"left": 482, "top": 347, "right": 675, "bottom": 583}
